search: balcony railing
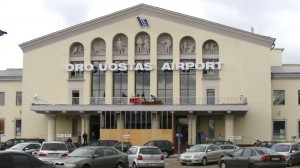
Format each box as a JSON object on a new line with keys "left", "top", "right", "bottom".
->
{"left": 32, "top": 96, "right": 247, "bottom": 105}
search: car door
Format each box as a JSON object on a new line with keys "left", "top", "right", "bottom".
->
{"left": 235, "top": 148, "right": 253, "bottom": 168}
{"left": 103, "top": 147, "right": 119, "bottom": 167}
{"left": 127, "top": 147, "right": 138, "bottom": 167}
{"left": 228, "top": 148, "right": 244, "bottom": 167}
{"left": 205, "top": 145, "right": 215, "bottom": 162}
{"left": 91, "top": 148, "right": 107, "bottom": 168}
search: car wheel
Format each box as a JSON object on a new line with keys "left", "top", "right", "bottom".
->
{"left": 81, "top": 164, "right": 90, "bottom": 168}
{"left": 115, "top": 163, "right": 124, "bottom": 168}
{"left": 180, "top": 163, "right": 187, "bottom": 166}
{"left": 288, "top": 158, "right": 293, "bottom": 167}
{"left": 248, "top": 163, "right": 256, "bottom": 168}
{"left": 163, "top": 152, "right": 169, "bottom": 158}
{"left": 220, "top": 161, "right": 227, "bottom": 168}
{"left": 201, "top": 157, "right": 207, "bottom": 166}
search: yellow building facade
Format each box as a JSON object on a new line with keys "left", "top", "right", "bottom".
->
{"left": 1, "top": 4, "right": 299, "bottom": 146}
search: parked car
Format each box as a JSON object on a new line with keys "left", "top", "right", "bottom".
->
{"left": 90, "top": 140, "right": 119, "bottom": 147}
{"left": 179, "top": 144, "right": 225, "bottom": 166}
{"left": 272, "top": 142, "right": 300, "bottom": 167}
{"left": 127, "top": 146, "right": 165, "bottom": 168}
{"left": 0, "top": 138, "right": 45, "bottom": 150}
{"left": 65, "top": 142, "right": 77, "bottom": 153}
{"left": 5, "top": 142, "right": 41, "bottom": 155}
{"left": 218, "top": 147, "right": 287, "bottom": 168}
{"left": 218, "top": 144, "right": 241, "bottom": 156}
{"left": 0, "top": 151, "right": 56, "bottom": 168}
{"left": 204, "top": 140, "right": 233, "bottom": 146}
{"left": 143, "top": 140, "right": 175, "bottom": 158}
{"left": 37, "top": 141, "right": 71, "bottom": 164}
{"left": 115, "top": 141, "right": 132, "bottom": 152}
{"left": 53, "top": 146, "right": 129, "bottom": 168}
{"left": 254, "top": 141, "right": 282, "bottom": 148}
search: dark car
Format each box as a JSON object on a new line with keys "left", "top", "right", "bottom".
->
{"left": 53, "top": 146, "right": 129, "bottom": 168}
{"left": 218, "top": 144, "right": 241, "bottom": 155}
{"left": 218, "top": 147, "right": 287, "bottom": 168}
{"left": 90, "top": 140, "right": 119, "bottom": 147}
{"left": 0, "top": 138, "right": 45, "bottom": 150}
{"left": 272, "top": 142, "right": 300, "bottom": 167}
{"left": 0, "top": 151, "right": 56, "bottom": 168}
{"left": 115, "top": 142, "right": 132, "bottom": 152}
{"left": 5, "top": 142, "right": 41, "bottom": 155}
{"left": 254, "top": 141, "right": 282, "bottom": 148}
{"left": 144, "top": 140, "right": 175, "bottom": 158}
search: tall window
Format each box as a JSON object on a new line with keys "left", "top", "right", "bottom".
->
{"left": 208, "top": 120, "right": 215, "bottom": 138}
{"left": 207, "top": 89, "right": 215, "bottom": 105}
{"left": 113, "top": 60, "right": 128, "bottom": 104}
{"left": 72, "top": 90, "right": 79, "bottom": 105}
{"left": 180, "top": 59, "right": 196, "bottom": 104}
{"left": 135, "top": 60, "right": 150, "bottom": 100}
{"left": 157, "top": 60, "right": 173, "bottom": 104}
{"left": 15, "top": 119, "right": 21, "bottom": 136}
{"left": 273, "top": 120, "right": 285, "bottom": 139}
{"left": 298, "top": 120, "right": 300, "bottom": 138}
{"left": 0, "top": 119, "right": 4, "bottom": 134}
{"left": 70, "top": 61, "right": 84, "bottom": 78}
{"left": 16, "top": 92, "right": 22, "bottom": 106}
{"left": 0, "top": 92, "right": 5, "bottom": 106}
{"left": 273, "top": 90, "right": 285, "bottom": 105}
{"left": 92, "top": 61, "right": 106, "bottom": 105}
{"left": 298, "top": 90, "right": 300, "bottom": 105}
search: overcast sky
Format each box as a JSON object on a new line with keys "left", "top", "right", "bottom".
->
{"left": 0, "top": 0, "right": 299, "bottom": 70}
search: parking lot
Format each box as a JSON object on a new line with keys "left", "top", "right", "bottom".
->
{"left": 164, "top": 155, "right": 300, "bottom": 168}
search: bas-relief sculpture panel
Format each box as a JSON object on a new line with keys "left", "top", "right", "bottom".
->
{"left": 180, "top": 37, "right": 195, "bottom": 55}
{"left": 157, "top": 35, "right": 172, "bottom": 55}
{"left": 71, "top": 43, "right": 84, "bottom": 57}
{"left": 113, "top": 34, "right": 128, "bottom": 55}
{"left": 92, "top": 39, "right": 106, "bottom": 56}
{"left": 135, "top": 34, "right": 150, "bottom": 54}
{"left": 203, "top": 40, "right": 219, "bottom": 54}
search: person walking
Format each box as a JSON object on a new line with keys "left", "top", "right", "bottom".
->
{"left": 82, "top": 132, "right": 88, "bottom": 146}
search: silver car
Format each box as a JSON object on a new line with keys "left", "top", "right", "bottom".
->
{"left": 218, "top": 144, "right": 240, "bottom": 156}
{"left": 5, "top": 142, "right": 41, "bottom": 155}
{"left": 127, "top": 146, "right": 165, "bottom": 168}
{"left": 37, "top": 141, "right": 70, "bottom": 163}
{"left": 272, "top": 142, "right": 300, "bottom": 167}
{"left": 179, "top": 144, "right": 225, "bottom": 166}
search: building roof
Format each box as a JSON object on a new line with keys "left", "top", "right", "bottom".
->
{"left": 0, "top": 69, "right": 22, "bottom": 77}
{"left": 19, "top": 3, "right": 276, "bottom": 52}
{"left": 271, "top": 66, "right": 300, "bottom": 74}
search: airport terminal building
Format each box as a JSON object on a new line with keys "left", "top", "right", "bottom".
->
{"left": 1, "top": 4, "right": 300, "bottom": 146}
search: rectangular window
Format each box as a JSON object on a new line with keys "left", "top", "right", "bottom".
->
{"left": 273, "top": 90, "right": 285, "bottom": 105}
{"left": 298, "top": 120, "right": 300, "bottom": 138}
{"left": 0, "top": 92, "right": 5, "bottom": 106}
{"left": 273, "top": 120, "right": 285, "bottom": 139}
{"left": 208, "top": 120, "right": 215, "bottom": 138}
{"left": 135, "top": 60, "right": 150, "bottom": 101}
{"left": 0, "top": 119, "right": 4, "bottom": 134}
{"left": 72, "top": 90, "right": 80, "bottom": 105}
{"left": 91, "top": 61, "right": 106, "bottom": 105}
{"left": 15, "top": 119, "right": 21, "bottom": 136}
{"left": 207, "top": 89, "right": 215, "bottom": 105}
{"left": 298, "top": 90, "right": 300, "bottom": 105}
{"left": 113, "top": 60, "right": 128, "bottom": 105}
{"left": 70, "top": 61, "right": 84, "bottom": 78}
{"left": 72, "top": 119, "right": 78, "bottom": 136}
{"left": 180, "top": 59, "right": 196, "bottom": 105}
{"left": 157, "top": 60, "right": 173, "bottom": 105}
{"left": 16, "top": 92, "right": 22, "bottom": 106}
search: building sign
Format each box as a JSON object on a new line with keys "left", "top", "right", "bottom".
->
{"left": 136, "top": 16, "right": 149, "bottom": 27}
{"left": 65, "top": 62, "right": 223, "bottom": 72}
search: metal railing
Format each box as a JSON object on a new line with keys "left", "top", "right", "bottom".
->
{"left": 32, "top": 96, "right": 247, "bottom": 105}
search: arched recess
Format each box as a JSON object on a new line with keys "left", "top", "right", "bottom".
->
{"left": 112, "top": 34, "right": 128, "bottom": 56}
{"left": 157, "top": 33, "right": 173, "bottom": 55}
{"left": 135, "top": 32, "right": 150, "bottom": 55}
{"left": 180, "top": 36, "right": 196, "bottom": 55}
{"left": 91, "top": 38, "right": 106, "bottom": 56}
{"left": 202, "top": 39, "right": 219, "bottom": 77}
{"left": 70, "top": 42, "right": 84, "bottom": 57}
{"left": 202, "top": 40, "right": 219, "bottom": 55}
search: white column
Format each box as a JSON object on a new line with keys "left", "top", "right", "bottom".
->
{"left": 47, "top": 114, "right": 56, "bottom": 141}
{"left": 187, "top": 113, "right": 193, "bottom": 145}
{"left": 192, "top": 114, "right": 197, "bottom": 145}
{"left": 81, "top": 114, "right": 85, "bottom": 144}
{"left": 225, "top": 114, "right": 234, "bottom": 141}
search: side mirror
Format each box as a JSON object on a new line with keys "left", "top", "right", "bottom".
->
{"left": 24, "top": 147, "right": 29, "bottom": 151}
{"left": 292, "top": 150, "right": 296, "bottom": 153}
{"left": 93, "top": 154, "right": 99, "bottom": 158}
{"left": 32, "top": 151, "right": 38, "bottom": 156}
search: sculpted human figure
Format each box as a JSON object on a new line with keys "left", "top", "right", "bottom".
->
{"left": 136, "top": 36, "right": 143, "bottom": 54}
{"left": 93, "top": 43, "right": 102, "bottom": 55}
{"left": 143, "top": 36, "right": 150, "bottom": 54}
{"left": 164, "top": 37, "right": 172, "bottom": 53}
{"left": 116, "top": 38, "right": 125, "bottom": 55}
{"left": 210, "top": 41, "right": 215, "bottom": 53}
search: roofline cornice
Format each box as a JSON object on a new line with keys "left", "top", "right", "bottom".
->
{"left": 19, "top": 4, "right": 275, "bottom": 52}
{"left": 272, "top": 73, "right": 300, "bottom": 79}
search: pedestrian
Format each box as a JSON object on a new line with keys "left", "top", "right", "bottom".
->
{"left": 91, "top": 132, "right": 96, "bottom": 142}
{"left": 82, "top": 132, "right": 88, "bottom": 145}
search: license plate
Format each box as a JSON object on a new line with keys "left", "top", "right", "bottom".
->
{"left": 49, "top": 154, "right": 59, "bottom": 157}
{"left": 272, "top": 158, "right": 280, "bottom": 160}
{"left": 148, "top": 163, "right": 158, "bottom": 166}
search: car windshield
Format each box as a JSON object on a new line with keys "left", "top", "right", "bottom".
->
{"left": 187, "top": 145, "right": 207, "bottom": 152}
{"left": 69, "top": 148, "right": 95, "bottom": 158}
{"left": 272, "top": 145, "right": 290, "bottom": 152}
{"left": 41, "top": 143, "right": 67, "bottom": 151}
{"left": 255, "top": 148, "right": 279, "bottom": 155}
{"left": 139, "top": 148, "right": 162, "bottom": 154}
{"left": 11, "top": 143, "right": 28, "bottom": 150}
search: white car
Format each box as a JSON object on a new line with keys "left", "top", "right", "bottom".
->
{"left": 179, "top": 144, "right": 225, "bottom": 166}
{"left": 5, "top": 142, "right": 41, "bottom": 155}
{"left": 37, "top": 141, "right": 70, "bottom": 164}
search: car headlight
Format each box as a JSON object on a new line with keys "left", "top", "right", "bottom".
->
{"left": 194, "top": 154, "right": 203, "bottom": 158}
{"left": 64, "top": 163, "right": 76, "bottom": 168}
